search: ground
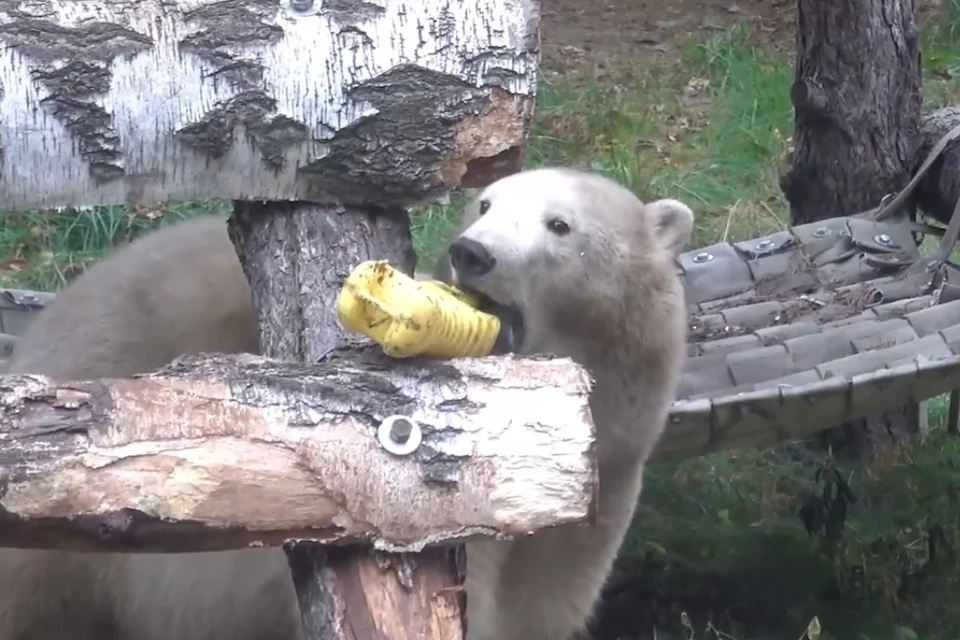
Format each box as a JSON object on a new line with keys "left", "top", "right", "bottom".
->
{"left": 539, "top": 0, "right": 796, "bottom": 78}
{"left": 2, "top": 1, "right": 960, "bottom": 639}
{"left": 539, "top": 0, "right": 943, "bottom": 79}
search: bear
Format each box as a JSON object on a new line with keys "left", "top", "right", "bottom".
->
{"left": 0, "top": 167, "right": 693, "bottom": 640}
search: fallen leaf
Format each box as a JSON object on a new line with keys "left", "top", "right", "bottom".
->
{"left": 0, "top": 257, "right": 27, "bottom": 273}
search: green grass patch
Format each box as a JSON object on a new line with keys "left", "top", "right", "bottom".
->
{"left": 0, "top": 200, "right": 226, "bottom": 290}
{"left": 656, "top": 28, "right": 795, "bottom": 245}
{"left": 3, "top": 15, "right": 960, "bottom": 640}
{"left": 921, "top": 0, "right": 960, "bottom": 107}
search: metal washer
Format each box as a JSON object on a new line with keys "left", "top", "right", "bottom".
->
{"left": 377, "top": 415, "right": 423, "bottom": 456}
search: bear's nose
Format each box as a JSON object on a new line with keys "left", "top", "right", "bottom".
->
{"left": 449, "top": 237, "right": 496, "bottom": 277}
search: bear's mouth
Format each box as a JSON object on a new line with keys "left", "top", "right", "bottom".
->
{"left": 464, "top": 289, "right": 525, "bottom": 355}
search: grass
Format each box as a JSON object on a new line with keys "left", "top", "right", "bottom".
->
{"left": 628, "top": 405, "right": 960, "bottom": 640}
{"left": 3, "top": 12, "right": 960, "bottom": 640}
{"left": 922, "top": 0, "right": 960, "bottom": 108}
{"left": 0, "top": 200, "right": 229, "bottom": 290}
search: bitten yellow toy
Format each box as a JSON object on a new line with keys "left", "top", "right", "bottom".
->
{"left": 336, "top": 260, "right": 502, "bottom": 359}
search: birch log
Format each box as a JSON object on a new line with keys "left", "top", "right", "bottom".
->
{"left": 0, "top": 350, "right": 597, "bottom": 553}
{"left": 0, "top": 0, "right": 538, "bottom": 211}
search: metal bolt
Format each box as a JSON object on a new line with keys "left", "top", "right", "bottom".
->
{"left": 390, "top": 417, "right": 413, "bottom": 444}
{"left": 290, "top": 0, "right": 313, "bottom": 11}
{"left": 875, "top": 233, "right": 892, "bottom": 246}
{"left": 377, "top": 415, "right": 422, "bottom": 456}
{"left": 692, "top": 252, "right": 714, "bottom": 264}
{"left": 755, "top": 239, "right": 777, "bottom": 251}
{"left": 812, "top": 226, "right": 831, "bottom": 238}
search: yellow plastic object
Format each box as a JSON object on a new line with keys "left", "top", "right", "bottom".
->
{"left": 336, "top": 260, "right": 501, "bottom": 359}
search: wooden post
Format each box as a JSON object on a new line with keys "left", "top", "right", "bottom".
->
{"left": 224, "top": 202, "right": 457, "bottom": 637}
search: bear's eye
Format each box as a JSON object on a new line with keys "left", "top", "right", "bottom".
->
{"left": 546, "top": 219, "right": 570, "bottom": 236}
{"left": 478, "top": 199, "right": 491, "bottom": 216}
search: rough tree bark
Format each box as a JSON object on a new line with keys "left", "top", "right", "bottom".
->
{"left": 0, "top": 0, "right": 537, "bottom": 211}
{"left": 781, "top": 0, "right": 922, "bottom": 225}
{"left": 780, "top": 0, "right": 924, "bottom": 458}
{"left": 0, "top": 351, "right": 596, "bottom": 552}
{"left": 914, "top": 107, "right": 960, "bottom": 227}
{"left": 228, "top": 200, "right": 447, "bottom": 639}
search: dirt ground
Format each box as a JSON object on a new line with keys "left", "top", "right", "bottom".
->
{"left": 539, "top": 0, "right": 944, "bottom": 79}
{"left": 538, "top": 0, "right": 797, "bottom": 79}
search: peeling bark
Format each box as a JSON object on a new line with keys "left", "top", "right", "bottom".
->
{"left": 0, "top": 350, "right": 597, "bottom": 552}
{"left": 285, "top": 545, "right": 467, "bottom": 640}
{"left": 0, "top": 0, "right": 539, "bottom": 210}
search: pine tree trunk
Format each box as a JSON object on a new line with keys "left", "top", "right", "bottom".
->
{"left": 782, "top": 0, "right": 922, "bottom": 224}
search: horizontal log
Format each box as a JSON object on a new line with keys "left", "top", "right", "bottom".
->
{"left": 0, "top": 0, "right": 539, "bottom": 210}
{"left": 0, "top": 348, "right": 597, "bottom": 552}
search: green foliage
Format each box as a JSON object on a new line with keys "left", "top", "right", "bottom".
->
{"left": 920, "top": 1, "right": 960, "bottom": 108}
{"left": 0, "top": 200, "right": 226, "bottom": 290}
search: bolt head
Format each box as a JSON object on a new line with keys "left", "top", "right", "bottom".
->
{"left": 390, "top": 417, "right": 414, "bottom": 444}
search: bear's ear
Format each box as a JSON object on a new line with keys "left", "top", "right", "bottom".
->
{"left": 646, "top": 199, "right": 695, "bottom": 256}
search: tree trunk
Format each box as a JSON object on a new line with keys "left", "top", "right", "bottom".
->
{"left": 0, "top": 0, "right": 538, "bottom": 211}
{"left": 226, "top": 200, "right": 462, "bottom": 638}
{"left": 225, "top": 200, "right": 489, "bottom": 635}
{"left": 284, "top": 544, "right": 466, "bottom": 640}
{"left": 780, "top": 0, "right": 923, "bottom": 459}
{"left": 782, "top": 0, "right": 922, "bottom": 225}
